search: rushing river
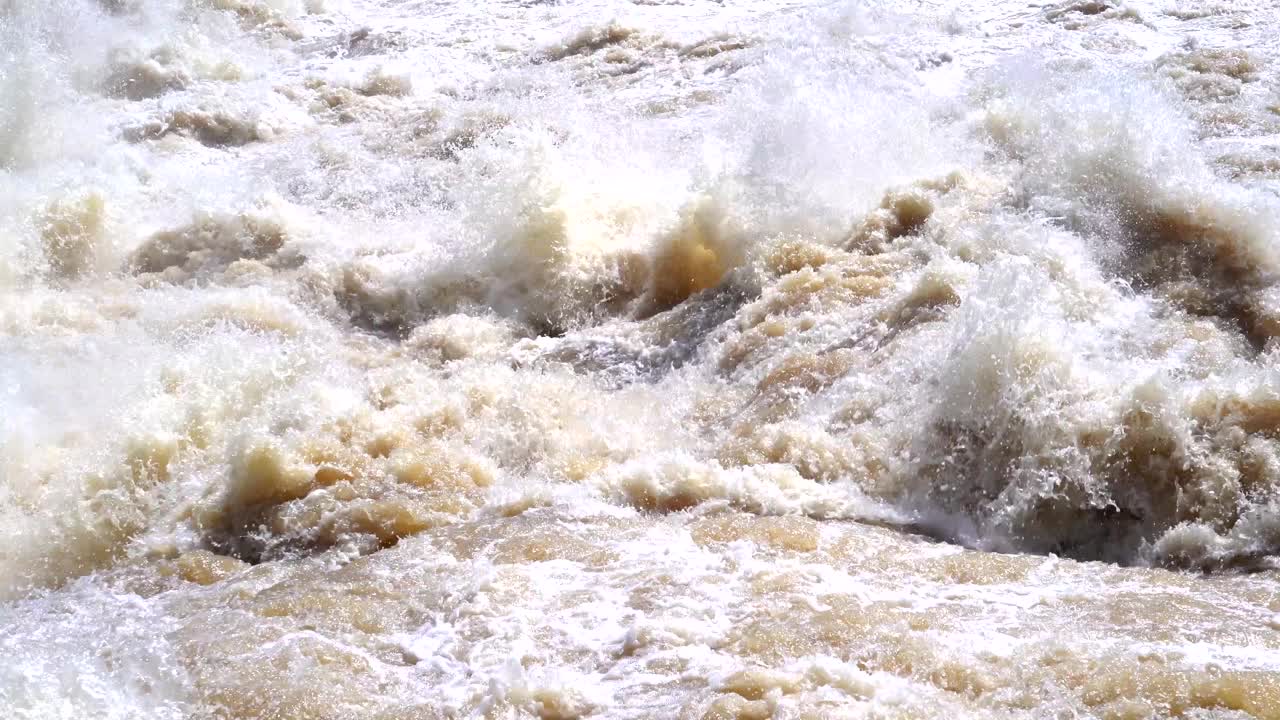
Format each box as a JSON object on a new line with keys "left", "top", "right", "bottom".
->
{"left": 3, "top": 0, "right": 1280, "bottom": 717}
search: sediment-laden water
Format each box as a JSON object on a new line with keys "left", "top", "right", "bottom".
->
{"left": 3, "top": 0, "right": 1280, "bottom": 717}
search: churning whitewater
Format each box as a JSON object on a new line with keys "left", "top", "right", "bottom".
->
{"left": 3, "top": 0, "right": 1280, "bottom": 717}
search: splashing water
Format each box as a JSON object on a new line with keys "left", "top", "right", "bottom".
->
{"left": 3, "top": 0, "right": 1280, "bottom": 717}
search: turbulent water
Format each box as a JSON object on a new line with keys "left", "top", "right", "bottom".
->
{"left": 3, "top": 0, "right": 1280, "bottom": 717}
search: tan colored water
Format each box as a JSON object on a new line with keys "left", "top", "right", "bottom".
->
{"left": 2, "top": 0, "right": 1280, "bottom": 717}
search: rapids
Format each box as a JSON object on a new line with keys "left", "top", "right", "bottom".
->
{"left": 2, "top": 0, "right": 1280, "bottom": 717}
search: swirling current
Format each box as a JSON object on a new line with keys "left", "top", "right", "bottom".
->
{"left": 3, "top": 0, "right": 1280, "bottom": 717}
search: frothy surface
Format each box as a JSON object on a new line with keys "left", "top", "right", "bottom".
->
{"left": 2, "top": 0, "right": 1280, "bottom": 717}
